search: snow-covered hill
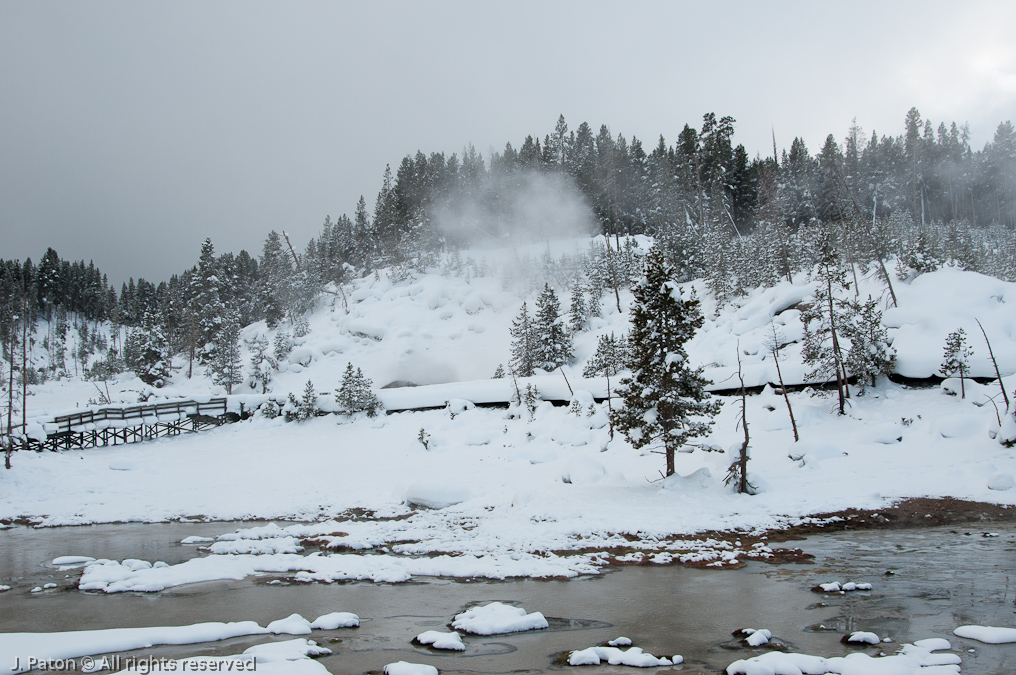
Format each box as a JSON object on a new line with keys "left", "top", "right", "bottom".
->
{"left": 2, "top": 239, "right": 1015, "bottom": 569}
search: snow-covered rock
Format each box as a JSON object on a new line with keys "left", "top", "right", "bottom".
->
{"left": 451, "top": 602, "right": 548, "bottom": 635}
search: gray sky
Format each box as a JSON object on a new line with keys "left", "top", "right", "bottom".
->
{"left": 3, "top": 1, "right": 1015, "bottom": 287}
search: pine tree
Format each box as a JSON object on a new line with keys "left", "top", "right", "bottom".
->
{"left": 940, "top": 328, "right": 973, "bottom": 398}
{"left": 533, "top": 284, "right": 573, "bottom": 370}
{"left": 273, "top": 329, "right": 292, "bottom": 363}
{"left": 801, "top": 228, "right": 852, "bottom": 413}
{"left": 210, "top": 307, "right": 243, "bottom": 394}
{"left": 335, "top": 363, "right": 381, "bottom": 416}
{"left": 610, "top": 247, "right": 720, "bottom": 476}
{"left": 844, "top": 296, "right": 895, "bottom": 391}
{"left": 123, "top": 310, "right": 171, "bottom": 387}
{"left": 259, "top": 231, "right": 291, "bottom": 328}
{"left": 509, "top": 301, "right": 536, "bottom": 377}
{"left": 582, "top": 332, "right": 629, "bottom": 378}
{"left": 568, "top": 281, "right": 587, "bottom": 333}
{"left": 190, "top": 238, "right": 224, "bottom": 364}
{"left": 299, "top": 380, "right": 318, "bottom": 419}
{"left": 245, "top": 334, "right": 276, "bottom": 394}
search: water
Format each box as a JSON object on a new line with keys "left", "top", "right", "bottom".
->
{"left": 1, "top": 521, "right": 1014, "bottom": 673}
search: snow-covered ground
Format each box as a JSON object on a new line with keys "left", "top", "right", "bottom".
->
{"left": 2, "top": 243, "right": 1015, "bottom": 569}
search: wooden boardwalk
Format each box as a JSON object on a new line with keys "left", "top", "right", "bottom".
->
{"left": 24, "top": 398, "right": 239, "bottom": 452}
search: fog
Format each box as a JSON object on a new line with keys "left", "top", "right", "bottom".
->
{"left": 433, "top": 171, "right": 597, "bottom": 251}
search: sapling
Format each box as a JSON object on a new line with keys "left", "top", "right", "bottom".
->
{"left": 940, "top": 328, "right": 974, "bottom": 398}
{"left": 725, "top": 348, "right": 756, "bottom": 494}
{"left": 975, "top": 318, "right": 1009, "bottom": 411}
{"left": 766, "top": 320, "right": 799, "bottom": 442}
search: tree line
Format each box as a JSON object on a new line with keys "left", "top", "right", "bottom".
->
{"left": 2, "top": 109, "right": 1014, "bottom": 393}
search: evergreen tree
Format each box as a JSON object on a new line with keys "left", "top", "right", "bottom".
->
{"left": 532, "top": 284, "right": 573, "bottom": 370}
{"left": 245, "top": 334, "right": 276, "bottom": 394}
{"left": 801, "top": 228, "right": 852, "bottom": 413}
{"left": 259, "top": 231, "right": 292, "bottom": 328}
{"left": 610, "top": 247, "right": 719, "bottom": 476}
{"left": 273, "top": 329, "right": 293, "bottom": 363}
{"left": 844, "top": 296, "right": 895, "bottom": 391}
{"left": 334, "top": 363, "right": 381, "bottom": 416}
{"left": 190, "top": 238, "right": 224, "bottom": 363}
{"left": 940, "top": 328, "right": 974, "bottom": 398}
{"left": 568, "top": 281, "right": 587, "bottom": 333}
{"left": 210, "top": 307, "right": 243, "bottom": 394}
{"left": 509, "top": 301, "right": 536, "bottom": 377}
{"left": 582, "top": 332, "right": 628, "bottom": 378}
{"left": 123, "top": 310, "right": 171, "bottom": 388}
{"left": 286, "top": 380, "right": 319, "bottom": 421}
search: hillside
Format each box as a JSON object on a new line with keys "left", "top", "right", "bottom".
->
{"left": 1, "top": 237, "right": 1015, "bottom": 576}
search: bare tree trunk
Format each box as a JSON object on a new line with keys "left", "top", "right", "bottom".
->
{"left": 727, "top": 349, "right": 753, "bottom": 494}
{"left": 282, "top": 231, "right": 303, "bottom": 272}
{"left": 606, "top": 370, "right": 614, "bottom": 441}
{"left": 605, "top": 236, "right": 622, "bottom": 313}
{"left": 769, "top": 322, "right": 799, "bottom": 442}
{"left": 827, "top": 278, "right": 847, "bottom": 413}
{"left": 558, "top": 367, "right": 573, "bottom": 396}
{"left": 21, "top": 294, "right": 29, "bottom": 453}
{"left": 976, "top": 318, "right": 1009, "bottom": 411}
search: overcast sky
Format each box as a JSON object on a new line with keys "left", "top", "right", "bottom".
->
{"left": 3, "top": 1, "right": 1015, "bottom": 287}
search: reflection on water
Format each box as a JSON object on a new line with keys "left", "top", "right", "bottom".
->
{"left": 0, "top": 522, "right": 1013, "bottom": 674}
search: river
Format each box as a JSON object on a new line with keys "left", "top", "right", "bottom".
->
{"left": 1, "top": 521, "right": 1013, "bottom": 673}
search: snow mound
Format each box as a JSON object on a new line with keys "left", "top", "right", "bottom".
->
{"left": 415, "top": 629, "right": 466, "bottom": 651}
{"left": 384, "top": 662, "right": 438, "bottom": 675}
{"left": 51, "top": 556, "right": 95, "bottom": 566}
{"left": 451, "top": 602, "right": 548, "bottom": 635}
{"left": 816, "top": 581, "right": 872, "bottom": 592}
{"left": 405, "top": 482, "right": 472, "bottom": 509}
{"left": 987, "top": 473, "right": 1015, "bottom": 491}
{"left": 112, "top": 639, "right": 331, "bottom": 675}
{"left": 740, "top": 628, "right": 772, "bottom": 646}
{"left": 568, "top": 645, "right": 681, "bottom": 667}
{"left": 561, "top": 458, "right": 606, "bottom": 484}
{"left": 845, "top": 631, "right": 881, "bottom": 644}
{"left": 953, "top": 624, "right": 1016, "bottom": 643}
{"left": 309, "top": 612, "right": 359, "bottom": 630}
{"left": 0, "top": 619, "right": 274, "bottom": 674}
{"left": 266, "top": 613, "right": 312, "bottom": 635}
{"left": 726, "top": 637, "right": 959, "bottom": 675}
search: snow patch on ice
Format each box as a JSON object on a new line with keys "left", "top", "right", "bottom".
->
{"left": 451, "top": 602, "right": 548, "bottom": 635}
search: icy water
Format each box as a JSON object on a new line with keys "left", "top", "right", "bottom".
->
{"left": 1, "top": 521, "right": 1014, "bottom": 674}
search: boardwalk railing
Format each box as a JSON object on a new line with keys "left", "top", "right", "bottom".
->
{"left": 24, "top": 398, "right": 236, "bottom": 452}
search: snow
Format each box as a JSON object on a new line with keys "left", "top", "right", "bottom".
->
{"left": 265, "top": 613, "right": 313, "bottom": 635}
{"left": 51, "top": 556, "right": 95, "bottom": 565}
{"left": 726, "top": 637, "right": 959, "bottom": 675}
{"left": 568, "top": 645, "right": 681, "bottom": 667}
{"left": 451, "top": 602, "right": 548, "bottom": 635}
{"left": 309, "top": 612, "right": 359, "bottom": 630}
{"left": 1, "top": 250, "right": 1015, "bottom": 598}
{"left": 846, "top": 631, "right": 881, "bottom": 644}
{"left": 953, "top": 624, "right": 1016, "bottom": 643}
{"left": 818, "top": 581, "right": 872, "bottom": 592}
{"left": 987, "top": 473, "right": 1015, "bottom": 491}
{"left": 404, "top": 482, "right": 473, "bottom": 509}
{"left": 111, "top": 639, "right": 331, "bottom": 675}
{"left": 1, "top": 620, "right": 270, "bottom": 674}
{"left": 383, "top": 662, "right": 438, "bottom": 675}
{"left": 415, "top": 630, "right": 466, "bottom": 651}
{"left": 741, "top": 628, "right": 773, "bottom": 646}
